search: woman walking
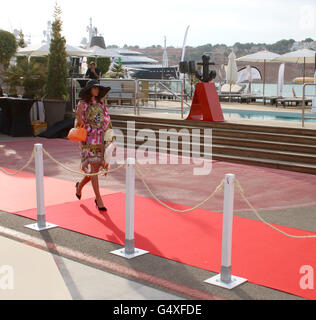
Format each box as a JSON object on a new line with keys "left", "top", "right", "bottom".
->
{"left": 75, "top": 79, "right": 114, "bottom": 211}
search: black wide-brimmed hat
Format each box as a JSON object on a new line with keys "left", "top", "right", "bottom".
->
{"left": 79, "top": 79, "right": 111, "bottom": 99}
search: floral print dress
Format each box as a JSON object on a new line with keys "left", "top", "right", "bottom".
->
{"left": 78, "top": 99, "right": 113, "bottom": 173}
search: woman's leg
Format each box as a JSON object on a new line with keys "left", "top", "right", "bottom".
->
{"left": 90, "top": 163, "right": 105, "bottom": 207}
{"left": 77, "top": 175, "right": 91, "bottom": 197}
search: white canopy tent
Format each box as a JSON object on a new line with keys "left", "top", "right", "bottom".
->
{"left": 237, "top": 66, "right": 262, "bottom": 82}
{"left": 235, "top": 50, "right": 280, "bottom": 97}
{"left": 16, "top": 43, "right": 91, "bottom": 57}
{"left": 237, "top": 65, "right": 262, "bottom": 94}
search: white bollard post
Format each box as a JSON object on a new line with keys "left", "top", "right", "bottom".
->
{"left": 125, "top": 157, "right": 136, "bottom": 255}
{"left": 25, "top": 144, "right": 58, "bottom": 231}
{"left": 204, "top": 174, "right": 247, "bottom": 289}
{"left": 221, "top": 173, "right": 235, "bottom": 283}
{"left": 111, "top": 158, "right": 149, "bottom": 259}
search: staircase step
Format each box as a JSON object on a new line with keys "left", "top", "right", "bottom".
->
{"left": 113, "top": 125, "right": 316, "bottom": 155}
{"left": 115, "top": 127, "right": 316, "bottom": 165}
{"left": 111, "top": 114, "right": 316, "bottom": 137}
{"left": 111, "top": 116, "right": 316, "bottom": 175}
{"left": 212, "top": 144, "right": 316, "bottom": 165}
{"left": 211, "top": 153, "right": 316, "bottom": 175}
{"left": 115, "top": 140, "right": 316, "bottom": 175}
{"left": 112, "top": 119, "right": 316, "bottom": 146}
{"left": 212, "top": 137, "right": 316, "bottom": 154}
{"left": 211, "top": 129, "right": 316, "bottom": 145}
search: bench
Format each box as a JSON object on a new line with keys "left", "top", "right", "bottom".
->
{"left": 101, "top": 80, "right": 145, "bottom": 107}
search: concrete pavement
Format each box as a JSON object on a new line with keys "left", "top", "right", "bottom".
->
{"left": 0, "top": 233, "right": 185, "bottom": 300}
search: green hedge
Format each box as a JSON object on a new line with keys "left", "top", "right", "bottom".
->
{"left": 87, "top": 57, "right": 111, "bottom": 76}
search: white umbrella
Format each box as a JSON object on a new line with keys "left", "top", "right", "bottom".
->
{"left": 273, "top": 48, "right": 316, "bottom": 83}
{"left": 16, "top": 43, "right": 49, "bottom": 56}
{"left": 65, "top": 44, "right": 91, "bottom": 57}
{"left": 236, "top": 50, "right": 280, "bottom": 97}
{"left": 277, "top": 63, "right": 285, "bottom": 97}
{"left": 226, "top": 52, "right": 238, "bottom": 101}
{"left": 312, "top": 70, "right": 316, "bottom": 114}
{"left": 226, "top": 52, "right": 238, "bottom": 83}
{"left": 16, "top": 42, "right": 90, "bottom": 57}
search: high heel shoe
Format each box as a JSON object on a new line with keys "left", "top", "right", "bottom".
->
{"left": 95, "top": 199, "right": 107, "bottom": 211}
{"left": 75, "top": 182, "right": 81, "bottom": 200}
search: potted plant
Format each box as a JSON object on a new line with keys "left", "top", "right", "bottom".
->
{"left": 0, "top": 30, "right": 17, "bottom": 93}
{"left": 105, "top": 60, "right": 125, "bottom": 79}
{"left": 4, "top": 58, "right": 47, "bottom": 98}
{"left": 44, "top": 4, "right": 68, "bottom": 129}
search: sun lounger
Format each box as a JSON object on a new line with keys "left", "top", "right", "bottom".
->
{"left": 219, "top": 83, "right": 246, "bottom": 94}
{"left": 263, "top": 96, "right": 282, "bottom": 105}
{"left": 240, "top": 94, "right": 265, "bottom": 104}
{"left": 217, "top": 83, "right": 245, "bottom": 102}
{"left": 276, "top": 97, "right": 312, "bottom": 108}
{"left": 218, "top": 93, "right": 242, "bottom": 102}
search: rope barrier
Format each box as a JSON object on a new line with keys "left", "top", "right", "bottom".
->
{"left": 42, "top": 148, "right": 126, "bottom": 176}
{"left": 135, "top": 163, "right": 225, "bottom": 213}
{"left": 1, "top": 144, "right": 316, "bottom": 240}
{"left": 0, "top": 148, "right": 35, "bottom": 176}
{"left": 234, "top": 179, "right": 316, "bottom": 239}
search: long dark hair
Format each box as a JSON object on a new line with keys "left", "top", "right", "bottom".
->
{"left": 81, "top": 87, "right": 102, "bottom": 103}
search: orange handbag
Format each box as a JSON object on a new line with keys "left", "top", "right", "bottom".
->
{"left": 67, "top": 123, "right": 87, "bottom": 142}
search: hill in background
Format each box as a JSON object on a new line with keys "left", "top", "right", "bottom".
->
{"left": 111, "top": 39, "right": 316, "bottom": 83}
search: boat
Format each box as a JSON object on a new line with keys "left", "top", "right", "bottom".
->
{"left": 80, "top": 18, "right": 183, "bottom": 80}
{"left": 118, "top": 37, "right": 179, "bottom": 80}
{"left": 125, "top": 64, "right": 178, "bottom": 80}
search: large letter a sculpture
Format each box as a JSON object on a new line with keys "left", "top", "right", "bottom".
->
{"left": 186, "top": 82, "right": 224, "bottom": 122}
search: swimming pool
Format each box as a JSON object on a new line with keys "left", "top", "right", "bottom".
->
{"left": 222, "top": 108, "right": 316, "bottom": 123}
{"left": 117, "top": 105, "right": 316, "bottom": 123}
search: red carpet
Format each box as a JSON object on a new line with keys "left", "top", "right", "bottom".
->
{"left": 0, "top": 169, "right": 118, "bottom": 213}
{"left": 2, "top": 138, "right": 316, "bottom": 212}
{"left": 12, "top": 192, "right": 316, "bottom": 300}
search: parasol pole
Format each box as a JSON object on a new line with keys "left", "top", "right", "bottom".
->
{"left": 303, "top": 57, "right": 306, "bottom": 84}
{"left": 263, "top": 59, "right": 266, "bottom": 98}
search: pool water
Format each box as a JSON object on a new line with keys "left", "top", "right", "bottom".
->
{"left": 156, "top": 107, "right": 316, "bottom": 123}
{"left": 222, "top": 108, "right": 316, "bottom": 123}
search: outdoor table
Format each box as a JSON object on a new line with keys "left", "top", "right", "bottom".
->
{"left": 0, "top": 97, "right": 35, "bottom": 137}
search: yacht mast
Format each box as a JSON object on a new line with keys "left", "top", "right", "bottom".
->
{"left": 181, "top": 25, "right": 190, "bottom": 62}
{"left": 179, "top": 25, "right": 190, "bottom": 80}
{"left": 162, "top": 36, "right": 168, "bottom": 67}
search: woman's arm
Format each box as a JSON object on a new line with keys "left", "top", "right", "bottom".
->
{"left": 75, "top": 101, "right": 85, "bottom": 127}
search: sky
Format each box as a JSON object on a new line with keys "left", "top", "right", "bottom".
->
{"left": 1, "top": 0, "right": 316, "bottom": 48}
